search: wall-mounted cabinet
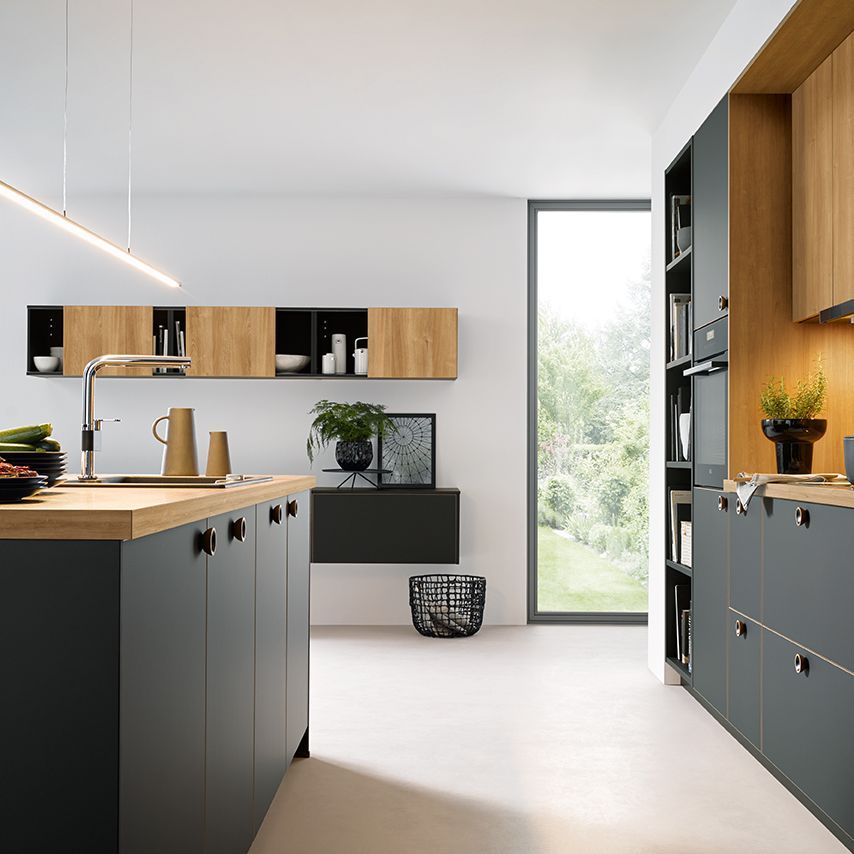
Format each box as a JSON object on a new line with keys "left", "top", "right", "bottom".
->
{"left": 26, "top": 305, "right": 458, "bottom": 380}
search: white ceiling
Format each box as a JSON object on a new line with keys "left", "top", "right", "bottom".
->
{"left": 0, "top": 0, "right": 737, "bottom": 198}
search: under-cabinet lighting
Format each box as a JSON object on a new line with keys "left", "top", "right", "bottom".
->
{"left": 0, "top": 179, "right": 181, "bottom": 289}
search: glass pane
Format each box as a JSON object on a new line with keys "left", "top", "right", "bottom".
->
{"left": 536, "top": 209, "right": 650, "bottom": 614}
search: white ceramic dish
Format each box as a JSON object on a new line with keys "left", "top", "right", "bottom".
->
{"left": 275, "top": 354, "right": 310, "bottom": 373}
{"left": 33, "top": 356, "right": 61, "bottom": 373}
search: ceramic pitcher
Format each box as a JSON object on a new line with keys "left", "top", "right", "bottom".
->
{"left": 152, "top": 407, "right": 199, "bottom": 476}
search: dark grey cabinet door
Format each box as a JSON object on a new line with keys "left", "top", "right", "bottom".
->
{"left": 693, "top": 95, "right": 729, "bottom": 330}
{"left": 730, "top": 497, "right": 761, "bottom": 620}
{"left": 727, "top": 612, "right": 760, "bottom": 748}
{"left": 763, "top": 630, "right": 854, "bottom": 840}
{"left": 287, "top": 491, "right": 310, "bottom": 762}
{"left": 120, "top": 522, "right": 207, "bottom": 854}
{"left": 692, "top": 487, "right": 729, "bottom": 713}
{"left": 764, "top": 499, "right": 854, "bottom": 671}
{"left": 206, "top": 509, "right": 256, "bottom": 854}
{"left": 254, "top": 499, "right": 288, "bottom": 832}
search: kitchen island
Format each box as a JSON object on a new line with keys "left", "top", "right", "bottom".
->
{"left": 0, "top": 475, "right": 315, "bottom": 854}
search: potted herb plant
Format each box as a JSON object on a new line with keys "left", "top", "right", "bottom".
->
{"left": 306, "top": 400, "right": 394, "bottom": 471}
{"left": 759, "top": 358, "right": 827, "bottom": 474}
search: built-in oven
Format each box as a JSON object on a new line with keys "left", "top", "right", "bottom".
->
{"left": 684, "top": 317, "right": 728, "bottom": 488}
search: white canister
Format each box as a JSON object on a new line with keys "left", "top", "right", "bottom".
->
{"left": 353, "top": 337, "right": 368, "bottom": 375}
{"left": 331, "top": 333, "right": 347, "bottom": 374}
{"left": 322, "top": 353, "right": 336, "bottom": 375}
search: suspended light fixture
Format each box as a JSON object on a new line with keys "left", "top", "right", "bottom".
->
{"left": 0, "top": 1, "right": 181, "bottom": 288}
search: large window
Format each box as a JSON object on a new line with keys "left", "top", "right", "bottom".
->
{"left": 529, "top": 201, "right": 651, "bottom": 622}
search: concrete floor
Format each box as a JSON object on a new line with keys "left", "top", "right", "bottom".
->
{"left": 250, "top": 626, "right": 846, "bottom": 853}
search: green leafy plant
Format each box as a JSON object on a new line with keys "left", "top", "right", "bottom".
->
{"left": 759, "top": 357, "right": 827, "bottom": 419}
{"left": 306, "top": 400, "right": 395, "bottom": 463}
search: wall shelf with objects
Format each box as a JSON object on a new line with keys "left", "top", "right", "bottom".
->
{"left": 25, "top": 305, "right": 458, "bottom": 380}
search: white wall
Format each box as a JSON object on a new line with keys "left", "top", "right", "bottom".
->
{"left": 648, "top": 0, "right": 798, "bottom": 682}
{"left": 0, "top": 195, "right": 528, "bottom": 625}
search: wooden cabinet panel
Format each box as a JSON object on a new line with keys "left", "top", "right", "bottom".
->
{"left": 833, "top": 31, "right": 854, "bottom": 306}
{"left": 792, "top": 55, "right": 833, "bottom": 321}
{"left": 368, "top": 308, "right": 457, "bottom": 378}
{"left": 205, "top": 509, "right": 256, "bottom": 854}
{"left": 63, "top": 305, "right": 153, "bottom": 376}
{"left": 185, "top": 306, "right": 275, "bottom": 377}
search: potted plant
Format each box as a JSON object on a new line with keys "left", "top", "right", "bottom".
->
{"left": 759, "top": 358, "right": 827, "bottom": 474}
{"left": 306, "top": 400, "right": 394, "bottom": 471}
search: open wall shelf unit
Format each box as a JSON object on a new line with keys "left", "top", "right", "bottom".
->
{"left": 26, "top": 305, "right": 458, "bottom": 380}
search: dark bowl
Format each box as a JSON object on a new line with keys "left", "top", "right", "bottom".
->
{"left": 0, "top": 475, "right": 48, "bottom": 502}
{"left": 761, "top": 418, "right": 827, "bottom": 442}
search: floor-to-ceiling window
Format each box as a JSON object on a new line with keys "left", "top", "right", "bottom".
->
{"left": 528, "top": 201, "right": 651, "bottom": 622}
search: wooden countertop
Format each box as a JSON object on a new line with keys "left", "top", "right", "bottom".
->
{"left": 0, "top": 475, "right": 316, "bottom": 541}
{"left": 724, "top": 479, "right": 854, "bottom": 509}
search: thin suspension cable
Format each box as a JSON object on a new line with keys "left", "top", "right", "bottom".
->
{"left": 62, "top": 0, "right": 68, "bottom": 215}
{"left": 127, "top": 0, "right": 134, "bottom": 251}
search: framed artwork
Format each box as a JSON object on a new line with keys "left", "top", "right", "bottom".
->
{"left": 378, "top": 413, "right": 436, "bottom": 489}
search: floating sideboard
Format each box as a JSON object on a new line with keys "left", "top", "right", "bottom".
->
{"left": 26, "top": 305, "right": 459, "bottom": 380}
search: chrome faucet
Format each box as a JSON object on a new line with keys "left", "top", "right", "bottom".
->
{"left": 79, "top": 354, "right": 192, "bottom": 481}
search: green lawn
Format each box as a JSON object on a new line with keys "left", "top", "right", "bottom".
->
{"left": 537, "top": 526, "right": 648, "bottom": 613}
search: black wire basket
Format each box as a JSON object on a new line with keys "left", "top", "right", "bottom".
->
{"left": 408, "top": 574, "right": 486, "bottom": 638}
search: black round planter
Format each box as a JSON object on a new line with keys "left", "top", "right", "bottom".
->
{"left": 335, "top": 440, "right": 373, "bottom": 471}
{"left": 761, "top": 418, "right": 827, "bottom": 474}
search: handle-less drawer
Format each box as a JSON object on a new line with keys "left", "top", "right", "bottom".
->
{"left": 763, "top": 630, "right": 854, "bottom": 840}
{"left": 763, "top": 498, "right": 854, "bottom": 671}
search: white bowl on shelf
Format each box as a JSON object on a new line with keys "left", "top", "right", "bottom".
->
{"left": 275, "top": 354, "right": 310, "bottom": 373}
{"left": 33, "top": 356, "right": 61, "bottom": 373}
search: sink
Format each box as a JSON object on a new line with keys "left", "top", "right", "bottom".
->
{"left": 63, "top": 474, "right": 274, "bottom": 488}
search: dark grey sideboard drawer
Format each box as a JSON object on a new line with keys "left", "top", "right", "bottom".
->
{"left": 311, "top": 489, "right": 460, "bottom": 564}
{"left": 730, "top": 496, "right": 761, "bottom": 621}
{"left": 764, "top": 498, "right": 854, "bottom": 671}
{"left": 727, "top": 611, "right": 760, "bottom": 749}
{"left": 763, "top": 630, "right": 854, "bottom": 841}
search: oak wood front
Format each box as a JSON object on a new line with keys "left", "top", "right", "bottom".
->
{"left": 367, "top": 308, "right": 458, "bottom": 379}
{"left": 185, "top": 306, "right": 275, "bottom": 377}
{"left": 64, "top": 306, "right": 153, "bottom": 376}
{"left": 833, "top": 30, "right": 854, "bottom": 306}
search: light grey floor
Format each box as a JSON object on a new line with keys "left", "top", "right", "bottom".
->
{"left": 251, "top": 626, "right": 846, "bottom": 853}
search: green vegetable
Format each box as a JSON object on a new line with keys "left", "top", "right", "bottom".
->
{"left": 0, "top": 442, "right": 43, "bottom": 452}
{"left": 0, "top": 424, "right": 52, "bottom": 445}
{"left": 37, "top": 437, "right": 61, "bottom": 451}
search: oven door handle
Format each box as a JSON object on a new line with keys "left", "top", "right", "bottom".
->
{"left": 683, "top": 358, "right": 728, "bottom": 377}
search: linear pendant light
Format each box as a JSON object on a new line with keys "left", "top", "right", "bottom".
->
{"left": 0, "top": 0, "right": 180, "bottom": 288}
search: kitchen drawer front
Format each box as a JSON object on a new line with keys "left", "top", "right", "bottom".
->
{"left": 763, "top": 630, "right": 854, "bottom": 840}
{"left": 727, "top": 612, "right": 760, "bottom": 749}
{"left": 729, "top": 496, "right": 761, "bottom": 620}
{"left": 764, "top": 498, "right": 854, "bottom": 671}
{"left": 311, "top": 489, "right": 460, "bottom": 564}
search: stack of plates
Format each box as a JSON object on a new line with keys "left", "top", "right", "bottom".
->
{"left": 0, "top": 475, "right": 48, "bottom": 502}
{"left": 0, "top": 451, "right": 68, "bottom": 486}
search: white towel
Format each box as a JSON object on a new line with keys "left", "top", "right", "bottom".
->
{"left": 734, "top": 472, "right": 847, "bottom": 510}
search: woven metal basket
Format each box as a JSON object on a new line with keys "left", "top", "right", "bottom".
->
{"left": 408, "top": 574, "right": 486, "bottom": 638}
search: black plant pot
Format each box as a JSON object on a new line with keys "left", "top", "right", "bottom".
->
{"left": 335, "top": 440, "right": 373, "bottom": 471}
{"left": 761, "top": 418, "right": 827, "bottom": 475}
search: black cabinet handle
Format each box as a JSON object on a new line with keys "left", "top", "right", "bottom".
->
{"left": 734, "top": 620, "right": 746, "bottom": 638}
{"left": 718, "top": 295, "right": 729, "bottom": 311}
{"left": 287, "top": 499, "right": 299, "bottom": 518}
{"left": 271, "top": 504, "right": 284, "bottom": 525}
{"left": 794, "top": 653, "right": 809, "bottom": 675}
{"left": 718, "top": 495, "right": 728, "bottom": 512}
{"left": 735, "top": 498, "right": 746, "bottom": 516}
{"left": 202, "top": 527, "right": 217, "bottom": 557}
{"left": 795, "top": 506, "right": 809, "bottom": 528}
{"left": 233, "top": 516, "right": 247, "bottom": 542}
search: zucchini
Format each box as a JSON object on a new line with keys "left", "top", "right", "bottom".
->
{"left": 0, "top": 424, "right": 52, "bottom": 445}
{"left": 0, "top": 442, "right": 42, "bottom": 452}
{"left": 37, "top": 437, "right": 61, "bottom": 451}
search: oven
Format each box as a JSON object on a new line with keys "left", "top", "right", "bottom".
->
{"left": 684, "top": 317, "right": 728, "bottom": 488}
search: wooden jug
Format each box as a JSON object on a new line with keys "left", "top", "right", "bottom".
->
{"left": 152, "top": 407, "right": 199, "bottom": 476}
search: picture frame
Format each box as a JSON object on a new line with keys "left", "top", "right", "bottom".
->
{"left": 378, "top": 413, "right": 436, "bottom": 489}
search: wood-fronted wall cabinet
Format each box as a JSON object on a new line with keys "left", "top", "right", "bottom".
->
{"left": 64, "top": 306, "right": 153, "bottom": 376}
{"left": 792, "top": 55, "right": 833, "bottom": 321}
{"left": 185, "top": 307, "right": 275, "bottom": 377}
{"left": 367, "top": 307, "right": 458, "bottom": 379}
{"left": 792, "top": 31, "right": 854, "bottom": 320}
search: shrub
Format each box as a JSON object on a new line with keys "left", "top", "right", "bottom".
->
{"left": 544, "top": 475, "right": 576, "bottom": 519}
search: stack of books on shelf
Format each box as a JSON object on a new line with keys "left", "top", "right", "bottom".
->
{"left": 674, "top": 583, "right": 692, "bottom": 672}
{"left": 669, "top": 489, "right": 691, "bottom": 564}
{"left": 669, "top": 294, "right": 691, "bottom": 362}
{"left": 669, "top": 387, "right": 690, "bottom": 461}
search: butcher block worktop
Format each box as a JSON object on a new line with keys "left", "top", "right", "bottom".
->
{"left": 723, "top": 478, "right": 854, "bottom": 509}
{"left": 0, "top": 475, "right": 316, "bottom": 540}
